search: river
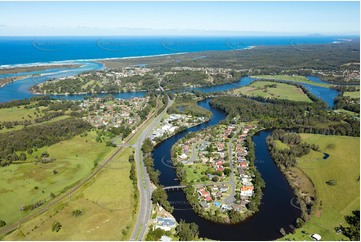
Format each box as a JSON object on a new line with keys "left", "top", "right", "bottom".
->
{"left": 152, "top": 99, "right": 301, "bottom": 240}
{"left": 0, "top": 61, "right": 339, "bottom": 108}
{"left": 0, "top": 61, "right": 146, "bottom": 103}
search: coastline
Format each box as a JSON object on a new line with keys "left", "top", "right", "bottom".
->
{"left": 0, "top": 36, "right": 350, "bottom": 69}
{"left": 0, "top": 52, "right": 189, "bottom": 69}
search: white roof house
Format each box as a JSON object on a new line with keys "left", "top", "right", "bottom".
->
{"left": 311, "top": 234, "right": 322, "bottom": 241}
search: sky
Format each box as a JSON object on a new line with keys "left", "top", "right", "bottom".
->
{"left": 0, "top": 1, "right": 359, "bottom": 36}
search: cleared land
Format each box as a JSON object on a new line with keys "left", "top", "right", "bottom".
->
{"left": 344, "top": 91, "right": 360, "bottom": 99}
{"left": 334, "top": 109, "right": 360, "bottom": 118}
{"left": 283, "top": 134, "right": 360, "bottom": 241}
{"left": 251, "top": 75, "right": 331, "bottom": 88}
{"left": 232, "top": 81, "right": 313, "bottom": 102}
{"left": 4, "top": 147, "right": 136, "bottom": 240}
{"left": 0, "top": 106, "right": 46, "bottom": 122}
{"left": 0, "top": 131, "right": 113, "bottom": 226}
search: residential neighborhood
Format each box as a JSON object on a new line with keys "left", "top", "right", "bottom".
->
{"left": 80, "top": 96, "right": 150, "bottom": 129}
{"left": 172, "top": 122, "right": 259, "bottom": 221}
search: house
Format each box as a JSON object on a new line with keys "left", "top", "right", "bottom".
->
{"left": 215, "top": 192, "right": 222, "bottom": 198}
{"left": 182, "top": 145, "right": 190, "bottom": 152}
{"left": 311, "top": 234, "right": 322, "bottom": 241}
{"left": 160, "top": 235, "right": 172, "bottom": 241}
{"left": 199, "top": 142, "right": 210, "bottom": 151}
{"left": 231, "top": 204, "right": 245, "bottom": 212}
{"left": 179, "top": 153, "right": 188, "bottom": 160}
{"left": 198, "top": 187, "right": 211, "bottom": 199}
{"left": 207, "top": 174, "right": 215, "bottom": 180}
{"left": 205, "top": 195, "right": 213, "bottom": 202}
{"left": 240, "top": 185, "right": 254, "bottom": 197}
{"left": 216, "top": 161, "right": 224, "bottom": 167}
{"left": 237, "top": 167, "right": 245, "bottom": 175}
{"left": 216, "top": 166, "right": 224, "bottom": 172}
{"left": 241, "top": 177, "right": 253, "bottom": 184}
{"left": 239, "top": 162, "right": 248, "bottom": 169}
{"left": 162, "top": 124, "right": 172, "bottom": 131}
{"left": 155, "top": 217, "right": 176, "bottom": 231}
{"left": 221, "top": 204, "right": 232, "bottom": 211}
{"left": 216, "top": 143, "right": 225, "bottom": 152}
{"left": 200, "top": 201, "right": 209, "bottom": 209}
{"left": 219, "top": 185, "right": 229, "bottom": 193}
{"left": 211, "top": 186, "right": 219, "bottom": 191}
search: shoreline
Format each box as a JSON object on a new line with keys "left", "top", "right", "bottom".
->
{"left": 0, "top": 75, "right": 29, "bottom": 88}
{"left": 29, "top": 89, "right": 147, "bottom": 96}
{"left": 0, "top": 52, "right": 190, "bottom": 69}
{"left": 265, "top": 132, "right": 317, "bottom": 225}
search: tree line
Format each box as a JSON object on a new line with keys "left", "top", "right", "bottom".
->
{"left": 0, "top": 118, "right": 91, "bottom": 166}
{"left": 210, "top": 96, "right": 359, "bottom": 137}
{"left": 266, "top": 129, "right": 319, "bottom": 168}
{"left": 141, "top": 138, "right": 173, "bottom": 213}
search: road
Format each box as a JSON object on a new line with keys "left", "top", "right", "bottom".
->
{"left": 224, "top": 124, "right": 243, "bottom": 205}
{"left": 130, "top": 90, "right": 174, "bottom": 240}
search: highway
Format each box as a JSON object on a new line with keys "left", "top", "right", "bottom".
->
{"left": 130, "top": 92, "right": 173, "bottom": 241}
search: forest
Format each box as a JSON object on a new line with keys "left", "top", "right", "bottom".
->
{"left": 210, "top": 96, "right": 359, "bottom": 137}
{"left": 266, "top": 129, "right": 319, "bottom": 168}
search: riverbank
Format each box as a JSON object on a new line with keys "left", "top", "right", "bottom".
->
{"left": 266, "top": 131, "right": 317, "bottom": 226}
{"left": 0, "top": 75, "right": 29, "bottom": 88}
{"left": 282, "top": 134, "right": 360, "bottom": 241}
{"left": 0, "top": 64, "right": 81, "bottom": 74}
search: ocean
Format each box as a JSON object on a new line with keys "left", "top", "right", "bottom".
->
{"left": 0, "top": 36, "right": 352, "bottom": 66}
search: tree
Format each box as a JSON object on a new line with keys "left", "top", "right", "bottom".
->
{"left": 72, "top": 209, "right": 83, "bottom": 217}
{"left": 326, "top": 180, "right": 337, "bottom": 186}
{"left": 223, "top": 168, "right": 231, "bottom": 176}
{"left": 52, "top": 221, "right": 62, "bottom": 232}
{"left": 19, "top": 152, "right": 26, "bottom": 161}
{"left": 146, "top": 227, "right": 166, "bottom": 241}
{"left": 0, "top": 220, "right": 6, "bottom": 227}
{"left": 176, "top": 220, "right": 199, "bottom": 241}
{"left": 212, "top": 176, "right": 219, "bottom": 182}
{"left": 151, "top": 188, "right": 173, "bottom": 212}
{"left": 335, "top": 210, "right": 360, "bottom": 241}
{"left": 141, "top": 138, "right": 154, "bottom": 153}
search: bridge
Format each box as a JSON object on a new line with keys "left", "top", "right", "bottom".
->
{"left": 163, "top": 182, "right": 231, "bottom": 192}
{"left": 163, "top": 185, "right": 186, "bottom": 191}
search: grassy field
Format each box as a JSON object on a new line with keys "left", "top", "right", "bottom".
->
{"left": 0, "top": 131, "right": 113, "bottom": 226}
{"left": 334, "top": 109, "right": 360, "bottom": 118}
{"left": 183, "top": 164, "right": 208, "bottom": 184}
{"left": 274, "top": 139, "right": 290, "bottom": 150}
{"left": 4, "top": 147, "right": 136, "bottom": 240}
{"left": 0, "top": 106, "right": 47, "bottom": 122}
{"left": 283, "top": 134, "right": 360, "bottom": 241}
{"left": 251, "top": 75, "right": 331, "bottom": 88}
{"left": 344, "top": 91, "right": 360, "bottom": 99}
{"left": 233, "top": 81, "right": 313, "bottom": 102}
{"left": 0, "top": 115, "right": 71, "bottom": 134}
